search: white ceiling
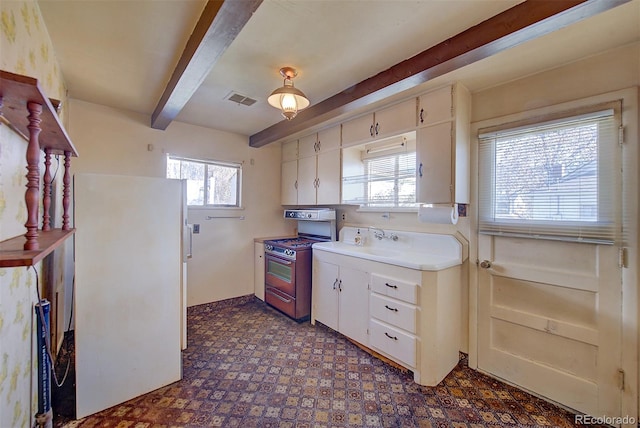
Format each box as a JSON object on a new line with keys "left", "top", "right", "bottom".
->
{"left": 38, "top": 0, "right": 640, "bottom": 140}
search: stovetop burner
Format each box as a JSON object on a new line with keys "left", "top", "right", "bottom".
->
{"left": 264, "top": 235, "right": 331, "bottom": 261}
{"left": 266, "top": 237, "right": 318, "bottom": 249}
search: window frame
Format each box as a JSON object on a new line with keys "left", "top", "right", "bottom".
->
{"left": 342, "top": 132, "right": 418, "bottom": 210}
{"left": 477, "top": 100, "right": 622, "bottom": 244}
{"left": 166, "top": 155, "right": 242, "bottom": 208}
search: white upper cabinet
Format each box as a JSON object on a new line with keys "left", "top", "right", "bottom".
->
{"left": 286, "top": 125, "right": 341, "bottom": 206}
{"left": 374, "top": 98, "right": 417, "bottom": 139}
{"left": 417, "top": 122, "right": 453, "bottom": 203}
{"left": 341, "top": 113, "right": 375, "bottom": 148}
{"left": 418, "top": 85, "right": 453, "bottom": 127}
{"left": 317, "top": 125, "right": 341, "bottom": 153}
{"left": 416, "top": 83, "right": 470, "bottom": 204}
{"left": 298, "top": 133, "right": 318, "bottom": 159}
{"left": 281, "top": 158, "right": 298, "bottom": 205}
{"left": 281, "top": 139, "right": 298, "bottom": 162}
{"left": 281, "top": 139, "right": 298, "bottom": 205}
{"left": 342, "top": 98, "right": 417, "bottom": 147}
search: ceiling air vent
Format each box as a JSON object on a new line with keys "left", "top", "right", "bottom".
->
{"left": 226, "top": 92, "right": 257, "bottom": 107}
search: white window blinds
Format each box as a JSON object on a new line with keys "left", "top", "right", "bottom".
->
{"left": 341, "top": 135, "right": 417, "bottom": 208}
{"left": 478, "top": 101, "right": 622, "bottom": 244}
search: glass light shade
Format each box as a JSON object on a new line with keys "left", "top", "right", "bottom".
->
{"left": 267, "top": 79, "right": 310, "bottom": 120}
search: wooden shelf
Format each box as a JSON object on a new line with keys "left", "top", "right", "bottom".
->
{"left": 0, "top": 229, "right": 75, "bottom": 268}
{"left": 0, "top": 70, "right": 78, "bottom": 156}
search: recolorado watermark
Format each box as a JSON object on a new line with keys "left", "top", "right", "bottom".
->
{"left": 575, "top": 414, "right": 636, "bottom": 425}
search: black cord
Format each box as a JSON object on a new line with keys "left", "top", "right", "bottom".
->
{"left": 50, "top": 155, "right": 61, "bottom": 184}
{"left": 30, "top": 265, "right": 70, "bottom": 388}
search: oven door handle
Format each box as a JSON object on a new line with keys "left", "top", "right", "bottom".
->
{"left": 266, "top": 255, "right": 292, "bottom": 265}
{"left": 266, "top": 289, "right": 292, "bottom": 303}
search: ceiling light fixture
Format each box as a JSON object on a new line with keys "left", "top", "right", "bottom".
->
{"left": 267, "top": 67, "right": 309, "bottom": 120}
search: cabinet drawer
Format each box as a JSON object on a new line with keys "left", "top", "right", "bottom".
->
{"left": 370, "top": 319, "right": 416, "bottom": 368}
{"left": 370, "top": 274, "right": 418, "bottom": 304}
{"left": 370, "top": 294, "right": 417, "bottom": 333}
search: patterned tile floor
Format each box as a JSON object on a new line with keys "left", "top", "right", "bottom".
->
{"left": 54, "top": 296, "right": 606, "bottom": 427}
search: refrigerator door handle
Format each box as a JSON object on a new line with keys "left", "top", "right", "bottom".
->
{"left": 183, "top": 223, "right": 193, "bottom": 261}
{"left": 187, "top": 224, "right": 193, "bottom": 260}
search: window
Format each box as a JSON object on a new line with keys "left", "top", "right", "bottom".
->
{"left": 478, "top": 101, "right": 621, "bottom": 243}
{"left": 166, "top": 155, "right": 241, "bottom": 207}
{"left": 342, "top": 132, "right": 417, "bottom": 208}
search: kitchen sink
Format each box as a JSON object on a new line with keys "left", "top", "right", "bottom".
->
{"left": 312, "top": 228, "right": 464, "bottom": 271}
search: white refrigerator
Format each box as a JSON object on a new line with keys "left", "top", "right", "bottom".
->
{"left": 73, "top": 173, "right": 190, "bottom": 419}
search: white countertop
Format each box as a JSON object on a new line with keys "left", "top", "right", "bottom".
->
{"left": 312, "top": 228, "right": 463, "bottom": 271}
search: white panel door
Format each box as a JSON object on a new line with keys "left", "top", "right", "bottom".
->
{"left": 281, "top": 159, "right": 298, "bottom": 205}
{"left": 297, "top": 155, "right": 317, "bottom": 205}
{"left": 338, "top": 266, "right": 369, "bottom": 346}
{"left": 313, "top": 258, "right": 339, "bottom": 331}
{"left": 316, "top": 149, "right": 341, "bottom": 205}
{"left": 477, "top": 234, "right": 622, "bottom": 417}
{"left": 74, "top": 173, "right": 182, "bottom": 419}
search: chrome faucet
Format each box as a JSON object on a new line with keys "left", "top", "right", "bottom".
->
{"left": 370, "top": 227, "right": 398, "bottom": 241}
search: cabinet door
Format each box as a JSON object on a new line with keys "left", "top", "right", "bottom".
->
{"left": 316, "top": 149, "right": 341, "bottom": 205}
{"left": 298, "top": 133, "right": 318, "bottom": 158}
{"left": 338, "top": 266, "right": 369, "bottom": 346}
{"left": 254, "top": 242, "right": 265, "bottom": 301}
{"left": 317, "top": 125, "right": 341, "bottom": 153}
{"left": 418, "top": 86, "right": 452, "bottom": 127}
{"left": 374, "top": 98, "right": 417, "bottom": 139}
{"left": 281, "top": 160, "right": 298, "bottom": 205}
{"left": 282, "top": 139, "right": 299, "bottom": 162}
{"left": 313, "top": 259, "right": 339, "bottom": 331}
{"left": 416, "top": 122, "right": 453, "bottom": 204}
{"left": 297, "top": 155, "right": 317, "bottom": 205}
{"left": 342, "top": 113, "right": 374, "bottom": 148}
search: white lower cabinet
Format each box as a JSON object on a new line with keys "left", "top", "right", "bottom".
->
{"left": 254, "top": 242, "right": 265, "bottom": 301}
{"left": 312, "top": 248, "right": 461, "bottom": 387}
{"left": 312, "top": 254, "right": 369, "bottom": 346}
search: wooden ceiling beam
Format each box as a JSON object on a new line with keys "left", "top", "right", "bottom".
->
{"left": 151, "top": 0, "right": 263, "bottom": 130}
{"left": 249, "top": 0, "right": 629, "bottom": 148}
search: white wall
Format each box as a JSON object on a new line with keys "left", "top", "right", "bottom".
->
{"left": 68, "top": 100, "right": 293, "bottom": 306}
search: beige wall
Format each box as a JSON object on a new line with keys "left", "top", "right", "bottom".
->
{"left": 336, "top": 42, "right": 640, "bottom": 375}
{"left": 468, "top": 43, "right": 639, "bottom": 421}
{"left": 68, "top": 100, "right": 293, "bottom": 306}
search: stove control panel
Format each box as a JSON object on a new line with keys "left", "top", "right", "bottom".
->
{"left": 264, "top": 243, "right": 297, "bottom": 261}
{"left": 284, "top": 208, "right": 336, "bottom": 221}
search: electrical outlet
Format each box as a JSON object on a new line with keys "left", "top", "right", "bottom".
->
{"left": 341, "top": 212, "right": 347, "bottom": 221}
{"left": 193, "top": 224, "right": 200, "bottom": 234}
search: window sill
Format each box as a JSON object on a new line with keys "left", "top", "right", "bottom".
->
{"left": 187, "top": 206, "right": 244, "bottom": 211}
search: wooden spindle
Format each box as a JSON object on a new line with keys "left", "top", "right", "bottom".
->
{"left": 24, "top": 102, "right": 42, "bottom": 250}
{"left": 42, "top": 148, "right": 52, "bottom": 231}
{"left": 62, "top": 151, "right": 71, "bottom": 231}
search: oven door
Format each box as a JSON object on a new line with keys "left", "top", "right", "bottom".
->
{"left": 265, "top": 253, "right": 296, "bottom": 297}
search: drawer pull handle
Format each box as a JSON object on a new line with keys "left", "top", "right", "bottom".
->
{"left": 385, "top": 305, "right": 398, "bottom": 312}
{"left": 384, "top": 332, "right": 398, "bottom": 341}
{"left": 267, "top": 290, "right": 291, "bottom": 303}
{"left": 385, "top": 282, "right": 398, "bottom": 289}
